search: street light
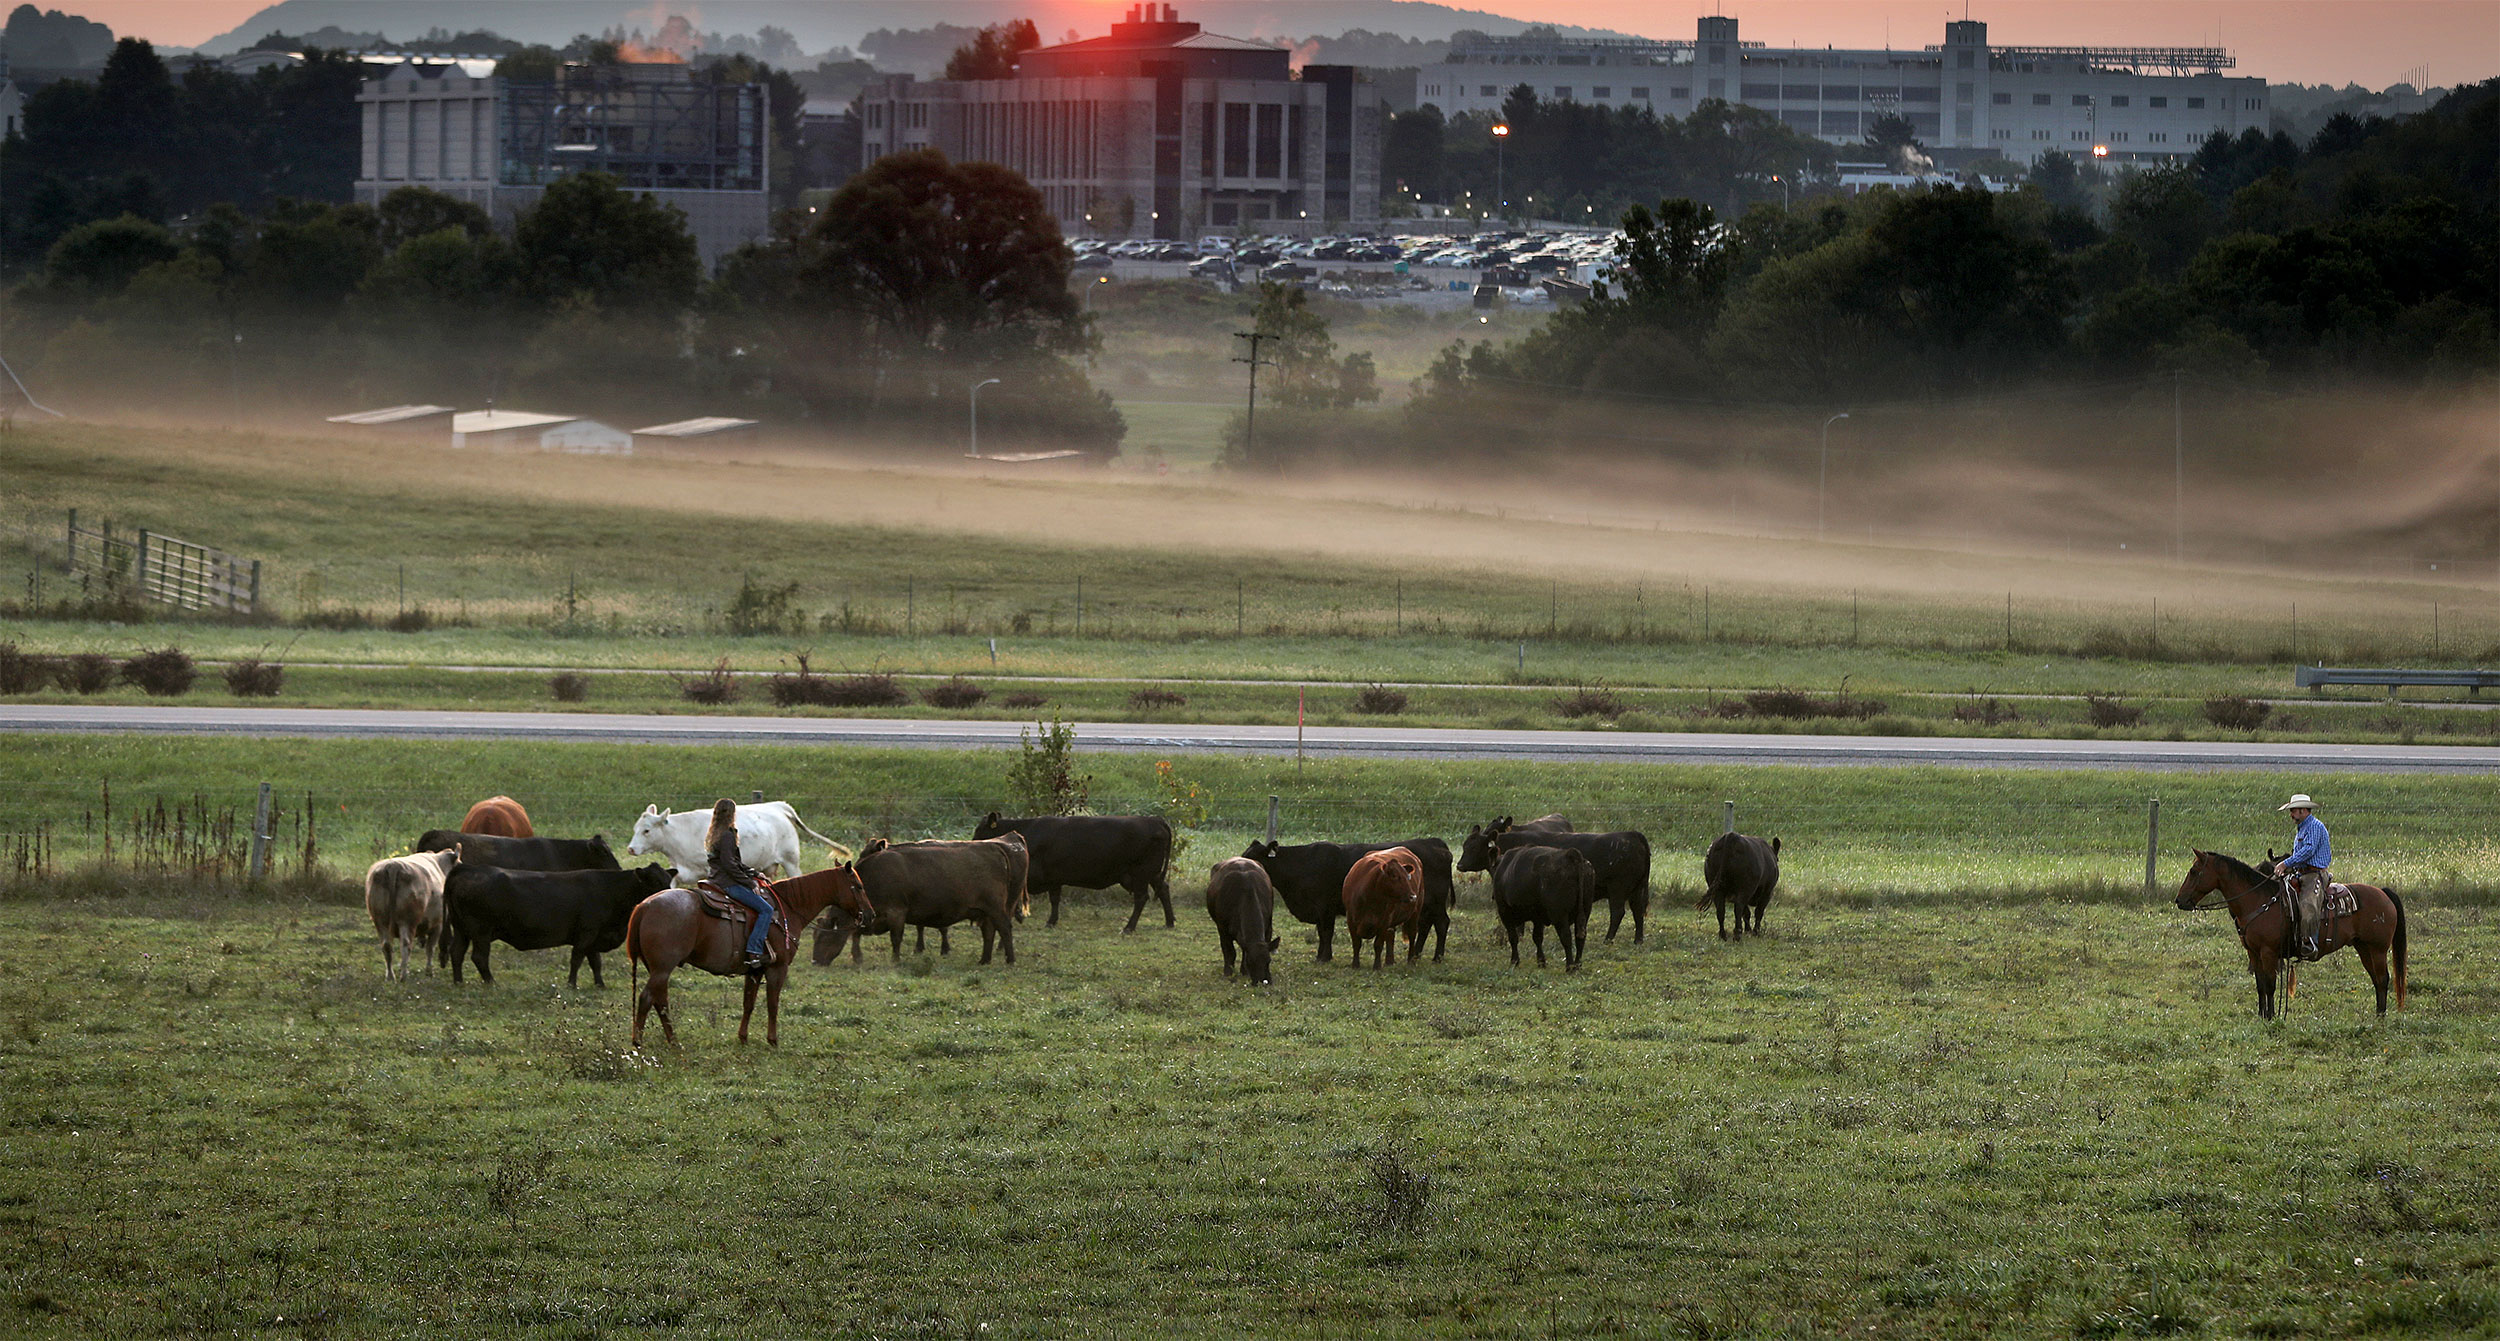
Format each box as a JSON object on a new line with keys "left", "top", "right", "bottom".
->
{"left": 1771, "top": 174, "right": 1789, "bottom": 208}
{"left": 1817, "top": 412, "right": 1850, "bottom": 538}
{"left": 1490, "top": 122, "right": 1510, "bottom": 220}
{"left": 967, "top": 377, "right": 1001, "bottom": 458}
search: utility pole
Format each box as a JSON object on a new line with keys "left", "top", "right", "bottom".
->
{"left": 1232, "top": 330, "right": 1274, "bottom": 470}
{"left": 2172, "top": 369, "right": 2184, "bottom": 564}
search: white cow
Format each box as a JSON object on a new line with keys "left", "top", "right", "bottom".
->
{"left": 628, "top": 801, "right": 849, "bottom": 883}
{"left": 364, "top": 848, "right": 456, "bottom": 980}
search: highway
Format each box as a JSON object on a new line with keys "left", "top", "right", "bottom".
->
{"left": 3, "top": 705, "right": 2494, "bottom": 772}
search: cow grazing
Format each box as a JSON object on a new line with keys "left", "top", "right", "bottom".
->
{"left": 459, "top": 795, "right": 533, "bottom": 838}
{"left": 1205, "top": 857, "right": 1279, "bottom": 985}
{"left": 1341, "top": 847, "right": 1425, "bottom": 969}
{"left": 364, "top": 849, "right": 456, "bottom": 980}
{"left": 1492, "top": 846, "right": 1596, "bottom": 970}
{"left": 1458, "top": 814, "right": 1572, "bottom": 873}
{"left": 629, "top": 801, "right": 844, "bottom": 882}
{"left": 1490, "top": 828, "right": 1652, "bottom": 942}
{"left": 414, "top": 830, "right": 619, "bottom": 872}
{"left": 971, "top": 812, "right": 1173, "bottom": 932}
{"left": 1702, "top": 833, "right": 1782, "bottom": 940}
{"left": 813, "top": 836, "right": 1026, "bottom": 966}
{"left": 1240, "top": 837, "right": 1455, "bottom": 962}
{"left": 442, "top": 858, "right": 676, "bottom": 986}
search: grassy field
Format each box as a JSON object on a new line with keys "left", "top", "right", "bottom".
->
{"left": 1, "top": 739, "right": 2495, "bottom": 1337}
{"left": 5, "top": 421, "right": 2492, "bottom": 676}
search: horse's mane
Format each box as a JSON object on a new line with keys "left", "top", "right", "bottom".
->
{"left": 2211, "top": 851, "right": 2271, "bottom": 886}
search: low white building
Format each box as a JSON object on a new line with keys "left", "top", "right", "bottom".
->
{"left": 450, "top": 410, "right": 630, "bottom": 453}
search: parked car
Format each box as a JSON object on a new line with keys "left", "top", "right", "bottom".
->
{"left": 1073, "top": 253, "right": 1114, "bottom": 269}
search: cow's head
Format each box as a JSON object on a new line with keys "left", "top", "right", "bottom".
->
{"left": 627, "top": 805, "right": 669, "bottom": 856}
{"left": 422, "top": 848, "right": 458, "bottom": 876}
{"left": 1239, "top": 839, "right": 1277, "bottom": 862}
{"left": 971, "top": 811, "right": 1005, "bottom": 840}
{"left": 1240, "top": 932, "right": 1278, "bottom": 987}
{"left": 1457, "top": 823, "right": 1503, "bottom": 874}
{"left": 633, "top": 864, "right": 676, "bottom": 894}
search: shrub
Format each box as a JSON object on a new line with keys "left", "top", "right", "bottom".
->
{"left": 829, "top": 674, "right": 908, "bottom": 707}
{"left": 222, "top": 659, "right": 283, "bottom": 697}
{"left": 1352, "top": 684, "right": 1408, "bottom": 715}
{"left": 297, "top": 607, "right": 374, "bottom": 631}
{"left": 121, "top": 647, "right": 196, "bottom": 696}
{"left": 54, "top": 653, "right": 115, "bottom": 694}
{"left": 1552, "top": 685, "right": 1624, "bottom": 719}
{"left": 1950, "top": 697, "right": 2020, "bottom": 725}
{"left": 2202, "top": 696, "right": 2271, "bottom": 731}
{"left": 0, "top": 643, "right": 51, "bottom": 695}
{"left": 550, "top": 672, "right": 590, "bottom": 703}
{"left": 1000, "top": 691, "right": 1049, "bottom": 709}
{"left": 2084, "top": 694, "right": 2144, "bottom": 728}
{"left": 387, "top": 606, "right": 433, "bottom": 633}
{"left": 1007, "top": 712, "right": 1091, "bottom": 816}
{"left": 724, "top": 572, "right": 803, "bottom": 636}
{"left": 679, "top": 658, "right": 740, "bottom": 705}
{"left": 921, "top": 676, "right": 989, "bottom": 709}
{"left": 1744, "top": 688, "right": 1883, "bottom": 720}
{"left": 1129, "top": 687, "right": 1187, "bottom": 712}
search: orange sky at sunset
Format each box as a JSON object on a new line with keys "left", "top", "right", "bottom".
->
{"left": 60, "top": 1, "right": 2500, "bottom": 88}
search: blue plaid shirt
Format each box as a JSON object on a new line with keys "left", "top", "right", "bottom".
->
{"left": 2285, "top": 814, "right": 2331, "bottom": 869}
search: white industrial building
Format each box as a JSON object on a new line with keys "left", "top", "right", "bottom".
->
{"left": 1418, "top": 17, "right": 2267, "bottom": 165}
{"left": 450, "top": 411, "right": 631, "bottom": 454}
{"left": 355, "top": 57, "right": 770, "bottom": 265}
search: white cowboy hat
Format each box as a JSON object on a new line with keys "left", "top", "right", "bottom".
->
{"left": 2277, "top": 794, "right": 2319, "bottom": 812}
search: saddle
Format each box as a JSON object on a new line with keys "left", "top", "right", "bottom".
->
{"left": 695, "top": 878, "right": 799, "bottom": 968}
{"left": 2284, "top": 876, "right": 2359, "bottom": 962}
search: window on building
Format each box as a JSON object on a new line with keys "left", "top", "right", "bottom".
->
{"left": 1823, "top": 85, "right": 1858, "bottom": 100}
{"left": 2071, "top": 94, "right": 2090, "bottom": 107}
{"left": 2109, "top": 95, "right": 2129, "bottom": 107}
{"left": 1991, "top": 128, "right": 2011, "bottom": 140}
{"left": 2187, "top": 96, "right": 2204, "bottom": 109}
{"left": 1782, "top": 84, "right": 1816, "bottom": 100}
{"left": 2112, "top": 131, "right": 2128, "bottom": 142}
{"left": 1902, "top": 86, "right": 1939, "bottom": 102}
{"left": 1740, "top": 83, "right": 1779, "bottom": 100}
{"left": 1955, "top": 109, "right": 1973, "bottom": 135}
{"left": 1820, "top": 110, "right": 1858, "bottom": 136}
{"left": 2031, "top": 128, "right": 2050, "bottom": 139}
{"left": 1480, "top": 85, "right": 1497, "bottom": 97}
{"left": 1200, "top": 102, "right": 1215, "bottom": 174}
{"left": 1957, "top": 82, "right": 1973, "bottom": 102}
{"left": 1288, "top": 103, "right": 1304, "bottom": 177}
{"left": 2149, "top": 96, "right": 2167, "bottom": 108}
{"left": 1555, "top": 86, "right": 1572, "bottom": 99}
{"left": 1958, "top": 50, "right": 1974, "bottom": 68}
{"left": 1425, "top": 85, "right": 1439, "bottom": 98}
{"left": 1255, "top": 102, "right": 1282, "bottom": 178}
{"left": 1223, "top": 102, "right": 1249, "bottom": 176}
{"left": 1631, "top": 87, "right": 1650, "bottom": 99}
{"left": 1593, "top": 86, "right": 1611, "bottom": 99}
{"left": 2149, "top": 132, "right": 2167, "bottom": 143}
{"left": 1783, "top": 109, "right": 1818, "bottom": 132}
{"left": 1993, "top": 91, "right": 2012, "bottom": 105}
{"left": 2032, "top": 93, "right": 2051, "bottom": 106}
{"left": 2246, "top": 98, "right": 2262, "bottom": 109}
{"left": 2071, "top": 130, "right": 2089, "bottom": 141}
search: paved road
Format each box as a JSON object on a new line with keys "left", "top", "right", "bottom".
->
{"left": 5, "top": 705, "right": 2495, "bottom": 772}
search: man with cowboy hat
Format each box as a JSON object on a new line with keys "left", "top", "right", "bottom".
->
{"left": 2277, "top": 793, "right": 2332, "bottom": 961}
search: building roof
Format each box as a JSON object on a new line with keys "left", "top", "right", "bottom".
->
{"left": 452, "top": 410, "right": 576, "bottom": 434}
{"left": 1039, "top": 28, "right": 1278, "bottom": 57}
{"left": 327, "top": 404, "right": 454, "bottom": 426}
{"left": 632, "top": 417, "right": 760, "bottom": 437}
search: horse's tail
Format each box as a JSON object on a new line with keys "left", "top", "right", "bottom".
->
{"left": 2388, "top": 887, "right": 2408, "bottom": 1010}
{"left": 625, "top": 898, "right": 648, "bottom": 1014}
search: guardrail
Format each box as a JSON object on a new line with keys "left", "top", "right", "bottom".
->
{"left": 2295, "top": 666, "right": 2500, "bottom": 698}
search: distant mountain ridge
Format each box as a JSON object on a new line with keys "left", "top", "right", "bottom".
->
{"left": 194, "top": 1, "right": 1634, "bottom": 58}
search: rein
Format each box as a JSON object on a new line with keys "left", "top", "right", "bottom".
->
{"left": 2188, "top": 872, "right": 2285, "bottom": 933}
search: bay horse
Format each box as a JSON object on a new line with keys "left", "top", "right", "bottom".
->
{"left": 2175, "top": 848, "right": 2407, "bottom": 1020}
{"left": 626, "top": 864, "right": 874, "bottom": 1048}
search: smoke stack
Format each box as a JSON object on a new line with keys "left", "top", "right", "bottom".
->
{"left": 1164, "top": 4, "right": 1177, "bottom": 22}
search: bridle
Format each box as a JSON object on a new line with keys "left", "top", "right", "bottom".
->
{"left": 2184, "top": 863, "right": 2286, "bottom": 932}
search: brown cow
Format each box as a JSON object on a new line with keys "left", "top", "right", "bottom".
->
{"left": 1205, "top": 857, "right": 1279, "bottom": 985}
{"left": 812, "top": 835, "right": 1026, "bottom": 966}
{"left": 460, "top": 796, "right": 533, "bottom": 838}
{"left": 1340, "top": 846, "right": 1424, "bottom": 969}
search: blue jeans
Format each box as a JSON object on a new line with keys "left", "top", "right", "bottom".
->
{"left": 723, "top": 882, "right": 773, "bottom": 957}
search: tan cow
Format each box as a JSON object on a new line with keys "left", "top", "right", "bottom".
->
{"left": 365, "top": 849, "right": 457, "bottom": 980}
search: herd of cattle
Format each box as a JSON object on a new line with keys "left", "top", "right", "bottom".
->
{"left": 361, "top": 796, "right": 1787, "bottom": 1009}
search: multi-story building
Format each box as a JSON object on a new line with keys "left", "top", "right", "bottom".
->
{"left": 1418, "top": 17, "right": 2268, "bottom": 165}
{"left": 857, "top": 5, "right": 1381, "bottom": 238}
{"left": 355, "top": 58, "right": 769, "bottom": 265}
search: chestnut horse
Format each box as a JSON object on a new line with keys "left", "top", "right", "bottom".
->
{"left": 627, "top": 865, "right": 873, "bottom": 1048}
{"left": 2175, "top": 848, "right": 2407, "bottom": 1020}
{"left": 460, "top": 795, "right": 533, "bottom": 838}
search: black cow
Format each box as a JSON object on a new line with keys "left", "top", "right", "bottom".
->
{"left": 1204, "top": 857, "right": 1279, "bottom": 985}
{"left": 813, "top": 837, "right": 1025, "bottom": 966}
{"left": 1457, "top": 814, "right": 1572, "bottom": 873}
{"left": 1491, "top": 845, "right": 1596, "bottom": 969}
{"left": 1240, "top": 837, "right": 1455, "bottom": 962}
{"left": 415, "top": 830, "right": 620, "bottom": 872}
{"left": 971, "top": 812, "right": 1172, "bottom": 932}
{"left": 1489, "top": 828, "right": 1651, "bottom": 942}
{"left": 442, "top": 858, "right": 674, "bottom": 986}
{"left": 1702, "top": 833, "right": 1782, "bottom": 940}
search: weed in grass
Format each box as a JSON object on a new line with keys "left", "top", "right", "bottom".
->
{"left": 1952, "top": 696, "right": 2020, "bottom": 725}
{"left": 549, "top": 671, "right": 590, "bottom": 703}
{"left": 679, "top": 658, "right": 740, "bottom": 705}
{"left": 1744, "top": 687, "right": 1884, "bottom": 720}
{"left": 2086, "top": 694, "right": 2146, "bottom": 728}
{"left": 2079, "top": 1264, "right": 2201, "bottom": 1336}
{"left": 1000, "top": 691, "right": 1048, "bottom": 710}
{"left": 121, "top": 647, "right": 195, "bottom": 696}
{"left": 921, "top": 676, "right": 988, "bottom": 709}
{"left": 486, "top": 1148, "right": 552, "bottom": 1231}
{"left": 221, "top": 659, "right": 283, "bottom": 697}
{"left": 1346, "top": 1141, "right": 1434, "bottom": 1236}
{"left": 1353, "top": 684, "right": 1409, "bottom": 715}
{"left": 1553, "top": 684, "right": 1624, "bottom": 719}
{"left": 1129, "top": 687, "right": 1187, "bottom": 712}
{"left": 2202, "top": 696, "right": 2271, "bottom": 730}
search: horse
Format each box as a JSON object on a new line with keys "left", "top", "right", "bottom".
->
{"left": 2175, "top": 848, "right": 2407, "bottom": 1020}
{"left": 460, "top": 795, "right": 533, "bottom": 838}
{"left": 627, "top": 864, "right": 874, "bottom": 1049}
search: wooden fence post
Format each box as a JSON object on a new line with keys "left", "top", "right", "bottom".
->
{"left": 2144, "top": 798, "right": 2160, "bottom": 891}
{"left": 135, "top": 530, "right": 150, "bottom": 601}
{"left": 1265, "top": 795, "right": 1280, "bottom": 845}
{"left": 1723, "top": 800, "right": 1735, "bottom": 835}
{"left": 247, "top": 560, "right": 261, "bottom": 616}
{"left": 249, "top": 782, "right": 272, "bottom": 883}
{"left": 64, "top": 508, "right": 75, "bottom": 571}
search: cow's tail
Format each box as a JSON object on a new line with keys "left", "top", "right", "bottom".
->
{"left": 786, "top": 809, "right": 852, "bottom": 863}
{"left": 2389, "top": 888, "right": 2407, "bottom": 1010}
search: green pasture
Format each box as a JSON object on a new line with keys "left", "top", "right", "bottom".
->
{"left": 1109, "top": 398, "right": 1235, "bottom": 472}
{"left": 5, "top": 660, "right": 2500, "bottom": 750}
{"left": 2, "top": 782, "right": 2496, "bottom": 1336}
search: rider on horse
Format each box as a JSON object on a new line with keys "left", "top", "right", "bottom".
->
{"left": 706, "top": 798, "right": 775, "bottom": 973}
{"left": 2277, "top": 792, "right": 2331, "bottom": 961}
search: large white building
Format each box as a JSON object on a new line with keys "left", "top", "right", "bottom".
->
{"left": 859, "top": 5, "right": 1383, "bottom": 238}
{"left": 1418, "top": 17, "right": 2267, "bottom": 165}
{"left": 355, "top": 58, "right": 770, "bottom": 265}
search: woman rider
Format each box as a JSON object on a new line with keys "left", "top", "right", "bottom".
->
{"left": 706, "top": 798, "right": 775, "bottom": 972}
